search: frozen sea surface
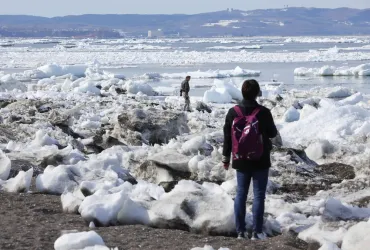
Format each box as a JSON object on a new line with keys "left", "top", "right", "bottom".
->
{"left": 1, "top": 36, "right": 370, "bottom": 96}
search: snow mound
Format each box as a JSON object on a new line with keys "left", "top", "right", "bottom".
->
{"left": 294, "top": 63, "right": 370, "bottom": 77}
{"left": 54, "top": 231, "right": 106, "bottom": 250}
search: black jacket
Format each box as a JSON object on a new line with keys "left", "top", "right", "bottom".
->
{"left": 181, "top": 80, "right": 190, "bottom": 93}
{"left": 222, "top": 99, "right": 278, "bottom": 170}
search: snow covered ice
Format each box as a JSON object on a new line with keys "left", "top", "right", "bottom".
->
{"left": 1, "top": 36, "right": 370, "bottom": 249}
{"left": 54, "top": 231, "right": 108, "bottom": 250}
{"left": 137, "top": 67, "right": 260, "bottom": 80}
{"left": 0, "top": 150, "right": 11, "bottom": 180}
{"left": 294, "top": 63, "right": 370, "bottom": 77}
{"left": 191, "top": 246, "right": 230, "bottom": 250}
{"left": 0, "top": 168, "right": 33, "bottom": 193}
{"left": 2, "top": 37, "right": 370, "bottom": 68}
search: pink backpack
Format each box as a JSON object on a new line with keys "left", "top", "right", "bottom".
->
{"left": 232, "top": 106, "right": 264, "bottom": 161}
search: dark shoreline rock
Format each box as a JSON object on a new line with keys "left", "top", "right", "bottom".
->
{"left": 113, "top": 108, "right": 190, "bottom": 146}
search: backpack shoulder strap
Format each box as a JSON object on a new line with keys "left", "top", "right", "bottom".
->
{"left": 251, "top": 107, "right": 261, "bottom": 117}
{"left": 247, "top": 107, "right": 261, "bottom": 123}
{"left": 233, "top": 105, "right": 244, "bottom": 117}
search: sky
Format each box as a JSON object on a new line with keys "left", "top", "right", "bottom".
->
{"left": 1, "top": 0, "right": 370, "bottom": 17}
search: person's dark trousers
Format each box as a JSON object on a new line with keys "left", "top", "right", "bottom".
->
{"left": 234, "top": 168, "right": 269, "bottom": 234}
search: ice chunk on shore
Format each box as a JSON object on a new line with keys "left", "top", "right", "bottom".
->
{"left": 32, "top": 130, "right": 59, "bottom": 147}
{"left": 355, "top": 63, "right": 370, "bottom": 76}
{"left": 305, "top": 140, "right": 333, "bottom": 161}
{"left": 300, "top": 105, "right": 317, "bottom": 119}
{"left": 38, "top": 78, "right": 56, "bottom": 85}
{"left": 79, "top": 191, "right": 127, "bottom": 226}
{"left": 283, "top": 107, "right": 300, "bottom": 122}
{"left": 281, "top": 98, "right": 370, "bottom": 149}
{"left": 323, "top": 198, "right": 370, "bottom": 221}
{"left": 354, "top": 121, "right": 370, "bottom": 137}
{"left": 37, "top": 63, "right": 88, "bottom": 78}
{"left": 191, "top": 246, "right": 230, "bottom": 250}
{"left": 181, "top": 136, "right": 206, "bottom": 155}
{"left": 294, "top": 67, "right": 317, "bottom": 76}
{"left": 124, "top": 81, "right": 156, "bottom": 96}
{"left": 54, "top": 231, "right": 106, "bottom": 250}
{"left": 318, "top": 242, "right": 340, "bottom": 250}
{"left": 36, "top": 166, "right": 77, "bottom": 194}
{"left": 338, "top": 93, "right": 363, "bottom": 106}
{"left": 0, "top": 75, "right": 26, "bottom": 91}
{"left": 0, "top": 168, "right": 33, "bottom": 193}
{"left": 298, "top": 222, "right": 347, "bottom": 247}
{"left": 318, "top": 66, "right": 335, "bottom": 76}
{"left": 79, "top": 190, "right": 149, "bottom": 226}
{"left": 148, "top": 150, "right": 191, "bottom": 173}
{"left": 261, "top": 84, "right": 283, "bottom": 98}
{"left": 81, "top": 120, "right": 101, "bottom": 129}
{"left": 326, "top": 87, "right": 354, "bottom": 98}
{"left": 150, "top": 180, "right": 235, "bottom": 234}
{"left": 342, "top": 221, "right": 370, "bottom": 250}
{"left": 214, "top": 79, "right": 243, "bottom": 101}
{"left": 74, "top": 80, "right": 101, "bottom": 95}
{"left": 202, "top": 79, "right": 243, "bottom": 103}
{"left": 0, "top": 74, "right": 18, "bottom": 84}
{"left": 61, "top": 190, "right": 85, "bottom": 213}
{"left": 0, "top": 150, "right": 11, "bottom": 180}
{"left": 203, "top": 87, "right": 232, "bottom": 103}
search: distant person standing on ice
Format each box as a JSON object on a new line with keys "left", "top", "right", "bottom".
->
{"left": 180, "top": 76, "right": 191, "bottom": 112}
{"left": 222, "top": 79, "right": 277, "bottom": 240}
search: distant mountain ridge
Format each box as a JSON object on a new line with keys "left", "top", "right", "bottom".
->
{"left": 1, "top": 7, "right": 370, "bottom": 38}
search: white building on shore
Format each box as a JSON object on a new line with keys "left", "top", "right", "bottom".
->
{"left": 148, "top": 29, "right": 164, "bottom": 38}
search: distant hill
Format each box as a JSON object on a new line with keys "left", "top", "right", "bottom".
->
{"left": 1, "top": 7, "right": 370, "bottom": 38}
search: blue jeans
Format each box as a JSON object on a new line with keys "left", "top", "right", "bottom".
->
{"left": 235, "top": 168, "right": 269, "bottom": 234}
